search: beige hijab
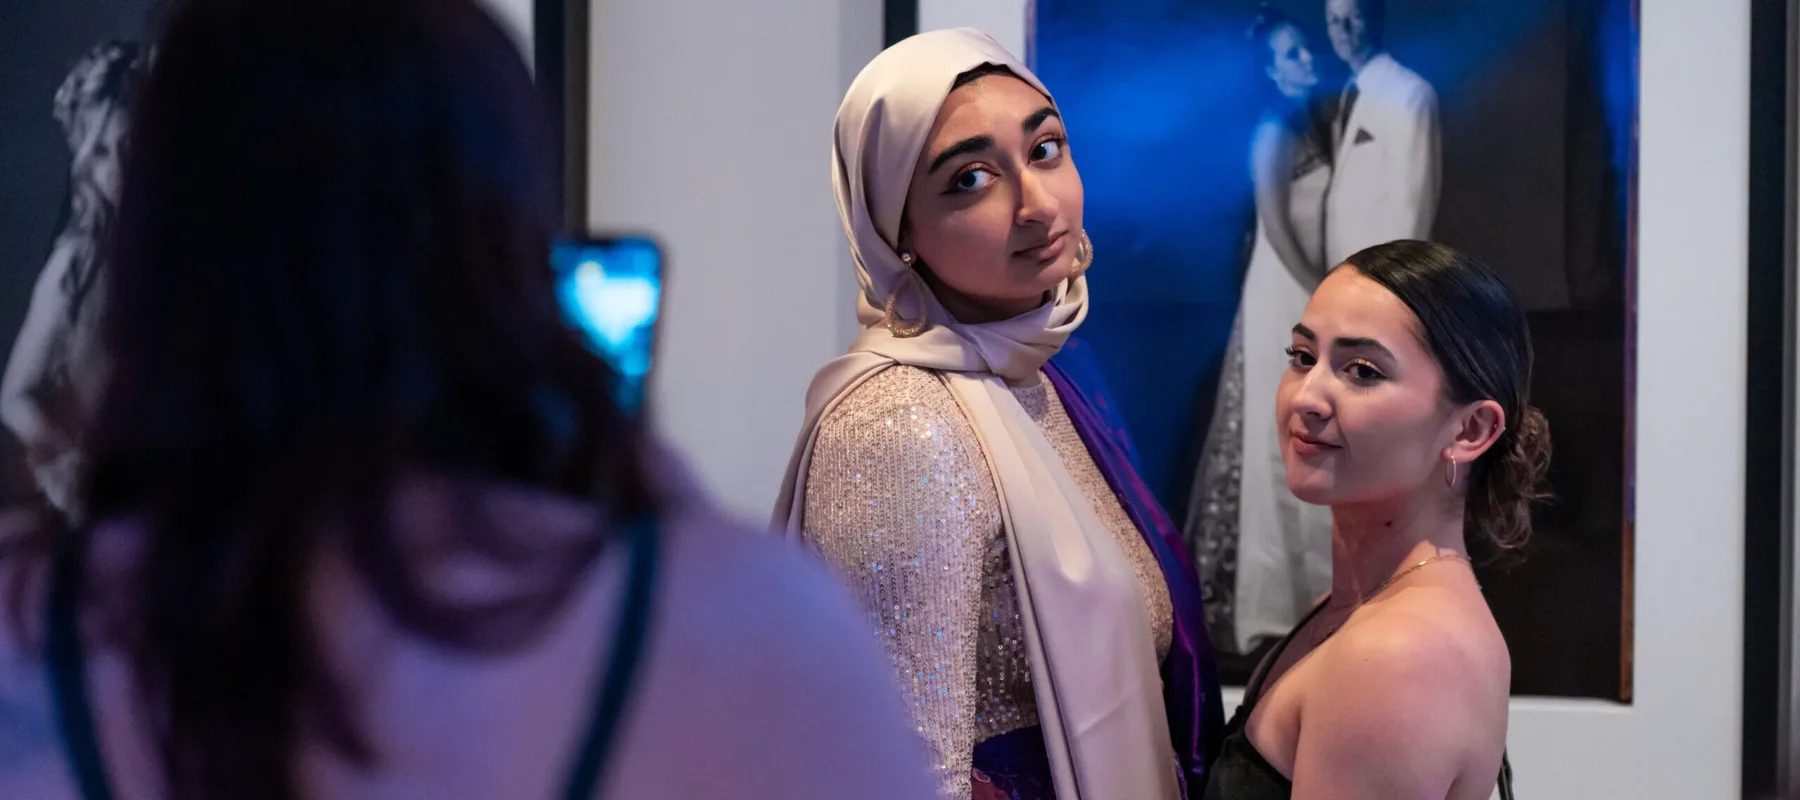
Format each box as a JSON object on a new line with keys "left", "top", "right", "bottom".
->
{"left": 772, "top": 28, "right": 1178, "bottom": 800}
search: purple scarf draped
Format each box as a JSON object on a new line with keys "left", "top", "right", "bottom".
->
{"left": 1047, "top": 339, "right": 1225, "bottom": 795}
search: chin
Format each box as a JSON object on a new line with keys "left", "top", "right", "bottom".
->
{"left": 1008, "top": 267, "right": 1069, "bottom": 302}
{"left": 1282, "top": 463, "right": 1337, "bottom": 506}
{"left": 1286, "top": 479, "right": 1336, "bottom": 507}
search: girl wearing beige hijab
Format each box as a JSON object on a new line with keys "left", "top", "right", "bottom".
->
{"left": 774, "top": 28, "right": 1223, "bottom": 800}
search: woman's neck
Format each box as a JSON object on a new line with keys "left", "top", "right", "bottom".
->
{"left": 1328, "top": 489, "right": 1468, "bottom": 607}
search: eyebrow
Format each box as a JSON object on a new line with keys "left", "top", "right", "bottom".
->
{"left": 929, "top": 135, "right": 996, "bottom": 174}
{"left": 1023, "top": 106, "right": 1061, "bottom": 133}
{"left": 1291, "top": 324, "right": 1397, "bottom": 359}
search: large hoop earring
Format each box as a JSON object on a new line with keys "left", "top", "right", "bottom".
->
{"left": 1445, "top": 455, "right": 1458, "bottom": 489}
{"left": 885, "top": 252, "right": 929, "bottom": 338}
{"left": 1070, "top": 230, "right": 1094, "bottom": 277}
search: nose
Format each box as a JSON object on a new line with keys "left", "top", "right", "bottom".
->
{"left": 1015, "top": 168, "right": 1059, "bottom": 229}
{"left": 1288, "top": 359, "right": 1334, "bottom": 423}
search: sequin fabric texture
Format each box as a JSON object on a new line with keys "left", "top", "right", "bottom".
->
{"left": 803, "top": 365, "right": 1173, "bottom": 800}
{"left": 1186, "top": 313, "right": 1245, "bottom": 654}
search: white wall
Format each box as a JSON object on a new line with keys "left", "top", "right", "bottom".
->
{"left": 588, "top": 0, "right": 878, "bottom": 517}
{"left": 919, "top": 0, "right": 1028, "bottom": 62}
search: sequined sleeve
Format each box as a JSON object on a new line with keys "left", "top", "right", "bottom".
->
{"left": 802, "top": 366, "right": 1001, "bottom": 800}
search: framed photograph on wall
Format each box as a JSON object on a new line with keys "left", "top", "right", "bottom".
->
{"left": 893, "top": 0, "right": 1638, "bottom": 701}
{"left": 1741, "top": 0, "right": 1798, "bottom": 792}
{"left": 0, "top": 0, "right": 590, "bottom": 508}
{"left": 0, "top": 0, "right": 165, "bottom": 508}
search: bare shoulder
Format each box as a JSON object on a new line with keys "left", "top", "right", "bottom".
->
{"left": 1306, "top": 590, "right": 1506, "bottom": 760}
{"left": 1323, "top": 587, "right": 1509, "bottom": 709}
{"left": 1250, "top": 117, "right": 1297, "bottom": 163}
{"left": 1289, "top": 587, "right": 1508, "bottom": 797}
{"left": 613, "top": 507, "right": 934, "bottom": 797}
{"left": 1324, "top": 587, "right": 1507, "bottom": 705}
{"left": 655, "top": 507, "right": 870, "bottom": 640}
{"left": 653, "top": 504, "right": 921, "bottom": 681}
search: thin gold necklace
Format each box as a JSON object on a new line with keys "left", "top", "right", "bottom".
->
{"left": 1313, "top": 553, "right": 1475, "bottom": 645}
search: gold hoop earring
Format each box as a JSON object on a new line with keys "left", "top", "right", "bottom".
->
{"left": 885, "top": 253, "right": 929, "bottom": 338}
{"left": 1445, "top": 455, "right": 1458, "bottom": 488}
{"left": 1070, "top": 230, "right": 1094, "bottom": 277}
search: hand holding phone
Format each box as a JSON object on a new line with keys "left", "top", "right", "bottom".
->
{"left": 551, "top": 236, "right": 663, "bottom": 414}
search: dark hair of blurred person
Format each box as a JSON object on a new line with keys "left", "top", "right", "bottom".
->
{"left": 0, "top": 0, "right": 933, "bottom": 798}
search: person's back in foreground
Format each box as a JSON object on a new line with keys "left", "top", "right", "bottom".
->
{"left": 0, "top": 0, "right": 934, "bottom": 797}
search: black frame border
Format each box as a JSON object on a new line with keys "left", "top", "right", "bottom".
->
{"left": 1744, "top": 0, "right": 1796, "bottom": 795}
{"left": 534, "top": 0, "right": 590, "bottom": 232}
{"left": 884, "top": 0, "right": 917, "bottom": 47}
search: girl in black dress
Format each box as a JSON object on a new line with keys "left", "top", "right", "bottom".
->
{"left": 1204, "top": 240, "right": 1536, "bottom": 800}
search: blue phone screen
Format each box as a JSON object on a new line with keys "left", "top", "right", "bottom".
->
{"left": 551, "top": 237, "right": 662, "bottom": 414}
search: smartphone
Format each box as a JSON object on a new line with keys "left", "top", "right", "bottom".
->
{"left": 550, "top": 235, "right": 664, "bottom": 415}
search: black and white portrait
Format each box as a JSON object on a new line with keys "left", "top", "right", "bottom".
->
{"left": 1028, "top": 0, "right": 1636, "bottom": 698}
{"left": 0, "top": 0, "right": 163, "bottom": 513}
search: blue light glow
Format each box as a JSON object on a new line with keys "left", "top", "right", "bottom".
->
{"left": 552, "top": 239, "right": 662, "bottom": 412}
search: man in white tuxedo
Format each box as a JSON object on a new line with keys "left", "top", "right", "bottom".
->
{"left": 1321, "top": 0, "right": 1441, "bottom": 267}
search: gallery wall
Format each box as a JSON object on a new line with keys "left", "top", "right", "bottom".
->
{"left": 587, "top": 0, "right": 879, "bottom": 516}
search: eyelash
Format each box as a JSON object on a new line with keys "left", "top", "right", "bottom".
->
{"left": 1345, "top": 360, "right": 1386, "bottom": 382}
{"left": 944, "top": 134, "right": 1069, "bottom": 195}
{"left": 1285, "top": 347, "right": 1388, "bottom": 382}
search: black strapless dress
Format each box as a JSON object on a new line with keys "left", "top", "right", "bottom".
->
{"left": 1200, "top": 603, "right": 1515, "bottom": 799}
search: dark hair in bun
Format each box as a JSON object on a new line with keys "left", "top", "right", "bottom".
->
{"left": 1343, "top": 240, "right": 1552, "bottom": 551}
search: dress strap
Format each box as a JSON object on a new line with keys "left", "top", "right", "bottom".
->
{"left": 1240, "top": 599, "right": 1331, "bottom": 709}
{"left": 560, "top": 513, "right": 662, "bottom": 800}
{"left": 46, "top": 531, "right": 114, "bottom": 800}
{"left": 45, "top": 514, "right": 663, "bottom": 800}
{"left": 1230, "top": 598, "right": 1519, "bottom": 799}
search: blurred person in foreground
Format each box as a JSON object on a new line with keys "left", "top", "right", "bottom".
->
{"left": 0, "top": 0, "right": 933, "bottom": 798}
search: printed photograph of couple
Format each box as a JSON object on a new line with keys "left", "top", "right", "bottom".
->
{"left": 1028, "top": 0, "right": 1636, "bottom": 699}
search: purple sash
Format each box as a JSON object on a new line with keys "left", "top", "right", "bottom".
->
{"left": 1047, "top": 338, "right": 1224, "bottom": 796}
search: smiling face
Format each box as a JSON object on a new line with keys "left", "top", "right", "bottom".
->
{"left": 898, "top": 71, "right": 1084, "bottom": 321}
{"left": 1277, "top": 268, "right": 1502, "bottom": 508}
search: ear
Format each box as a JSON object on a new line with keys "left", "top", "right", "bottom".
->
{"left": 1443, "top": 399, "right": 1506, "bottom": 468}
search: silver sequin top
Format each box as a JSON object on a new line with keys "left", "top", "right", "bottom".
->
{"left": 802, "top": 365, "right": 1174, "bottom": 800}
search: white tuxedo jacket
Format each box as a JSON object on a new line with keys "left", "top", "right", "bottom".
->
{"left": 1323, "top": 52, "right": 1441, "bottom": 267}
